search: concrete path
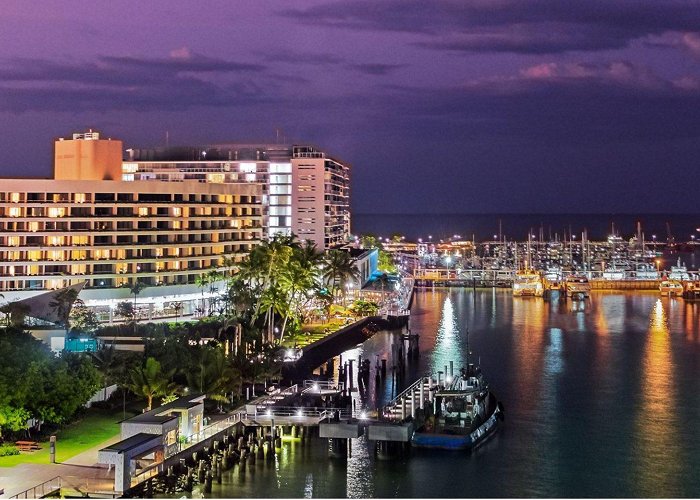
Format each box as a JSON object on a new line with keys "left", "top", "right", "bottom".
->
{"left": 0, "top": 462, "right": 114, "bottom": 498}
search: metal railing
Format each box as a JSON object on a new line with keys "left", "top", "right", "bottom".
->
{"left": 9, "top": 476, "right": 61, "bottom": 499}
{"left": 384, "top": 376, "right": 431, "bottom": 416}
{"left": 302, "top": 380, "right": 339, "bottom": 392}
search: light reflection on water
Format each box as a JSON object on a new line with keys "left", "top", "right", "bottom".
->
{"left": 185, "top": 289, "right": 700, "bottom": 498}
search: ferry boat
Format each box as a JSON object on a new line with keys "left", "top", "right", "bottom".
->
{"left": 412, "top": 341, "right": 503, "bottom": 450}
{"left": 659, "top": 280, "right": 683, "bottom": 297}
{"left": 512, "top": 270, "right": 544, "bottom": 297}
{"left": 564, "top": 275, "right": 591, "bottom": 299}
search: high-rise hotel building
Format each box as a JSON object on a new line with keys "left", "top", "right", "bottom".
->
{"left": 123, "top": 142, "right": 351, "bottom": 251}
{"left": 0, "top": 132, "right": 263, "bottom": 318}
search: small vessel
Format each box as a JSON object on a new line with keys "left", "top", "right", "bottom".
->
{"left": 512, "top": 269, "right": 544, "bottom": 297}
{"left": 412, "top": 332, "right": 503, "bottom": 450}
{"left": 659, "top": 280, "right": 683, "bottom": 297}
{"left": 683, "top": 281, "right": 700, "bottom": 301}
{"left": 512, "top": 234, "right": 543, "bottom": 297}
{"left": 564, "top": 275, "right": 591, "bottom": 299}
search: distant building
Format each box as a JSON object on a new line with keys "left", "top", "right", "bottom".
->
{"left": 124, "top": 142, "right": 351, "bottom": 250}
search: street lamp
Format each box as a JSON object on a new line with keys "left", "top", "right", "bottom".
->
{"left": 655, "top": 259, "right": 661, "bottom": 274}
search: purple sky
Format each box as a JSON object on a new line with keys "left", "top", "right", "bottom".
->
{"left": 2, "top": 0, "right": 700, "bottom": 214}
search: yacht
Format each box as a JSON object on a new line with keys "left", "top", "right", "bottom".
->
{"left": 564, "top": 275, "right": 591, "bottom": 299}
{"left": 669, "top": 258, "right": 690, "bottom": 281}
{"left": 512, "top": 270, "right": 544, "bottom": 297}
{"left": 659, "top": 280, "right": 683, "bottom": 297}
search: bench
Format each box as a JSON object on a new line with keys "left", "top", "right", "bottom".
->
{"left": 15, "top": 440, "right": 41, "bottom": 452}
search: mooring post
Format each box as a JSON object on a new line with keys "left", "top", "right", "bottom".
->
{"left": 410, "top": 388, "right": 416, "bottom": 418}
{"left": 419, "top": 377, "right": 425, "bottom": 410}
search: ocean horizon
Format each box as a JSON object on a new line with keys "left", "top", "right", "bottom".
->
{"left": 352, "top": 212, "right": 700, "bottom": 242}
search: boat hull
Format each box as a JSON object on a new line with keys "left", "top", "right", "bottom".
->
{"left": 412, "top": 396, "right": 502, "bottom": 450}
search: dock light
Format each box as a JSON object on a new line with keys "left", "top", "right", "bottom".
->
{"left": 360, "top": 411, "right": 368, "bottom": 420}
{"left": 266, "top": 410, "right": 272, "bottom": 417}
{"left": 297, "top": 409, "right": 303, "bottom": 417}
{"left": 313, "top": 383, "right": 320, "bottom": 392}
{"left": 445, "top": 376, "right": 453, "bottom": 385}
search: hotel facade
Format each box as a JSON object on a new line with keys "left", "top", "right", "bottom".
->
{"left": 0, "top": 132, "right": 263, "bottom": 320}
{"left": 124, "top": 142, "right": 351, "bottom": 251}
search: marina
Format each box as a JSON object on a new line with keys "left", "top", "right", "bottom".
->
{"left": 120, "top": 288, "right": 700, "bottom": 497}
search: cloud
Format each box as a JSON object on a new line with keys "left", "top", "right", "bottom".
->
{"left": 349, "top": 63, "right": 405, "bottom": 76}
{"left": 280, "top": 0, "right": 700, "bottom": 54}
{"left": 261, "top": 50, "right": 344, "bottom": 66}
{"left": 0, "top": 51, "right": 275, "bottom": 113}
{"left": 645, "top": 31, "right": 700, "bottom": 57}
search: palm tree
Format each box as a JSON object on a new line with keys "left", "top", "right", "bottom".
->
{"left": 49, "top": 288, "right": 79, "bottom": 334}
{"left": 322, "top": 250, "right": 360, "bottom": 305}
{"left": 128, "top": 357, "right": 177, "bottom": 411}
{"left": 186, "top": 347, "right": 230, "bottom": 411}
{"left": 129, "top": 280, "right": 147, "bottom": 326}
{"left": 0, "top": 301, "right": 30, "bottom": 328}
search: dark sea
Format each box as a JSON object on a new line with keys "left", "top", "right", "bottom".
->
{"left": 351, "top": 213, "right": 700, "bottom": 242}
{"left": 183, "top": 289, "right": 700, "bottom": 498}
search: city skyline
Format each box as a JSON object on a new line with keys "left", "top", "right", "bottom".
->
{"left": 2, "top": 1, "right": 700, "bottom": 214}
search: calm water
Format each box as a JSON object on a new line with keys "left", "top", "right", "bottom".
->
{"left": 194, "top": 290, "right": 700, "bottom": 498}
{"left": 352, "top": 213, "right": 700, "bottom": 243}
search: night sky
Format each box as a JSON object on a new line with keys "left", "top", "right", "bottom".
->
{"left": 2, "top": 1, "right": 700, "bottom": 214}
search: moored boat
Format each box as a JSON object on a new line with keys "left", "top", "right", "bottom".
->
{"left": 564, "top": 274, "right": 591, "bottom": 299}
{"left": 659, "top": 280, "right": 683, "bottom": 297}
{"left": 412, "top": 339, "right": 503, "bottom": 450}
{"left": 512, "top": 269, "right": 544, "bottom": 297}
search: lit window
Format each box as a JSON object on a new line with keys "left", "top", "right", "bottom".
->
{"left": 48, "top": 236, "right": 64, "bottom": 246}
{"left": 28, "top": 250, "right": 41, "bottom": 262}
{"left": 122, "top": 174, "right": 135, "bottom": 182}
{"left": 245, "top": 173, "right": 257, "bottom": 182}
{"left": 269, "top": 163, "right": 292, "bottom": 174}
{"left": 7, "top": 236, "right": 19, "bottom": 247}
{"left": 123, "top": 163, "right": 139, "bottom": 173}
{"left": 8, "top": 207, "right": 21, "bottom": 217}
{"left": 172, "top": 207, "right": 182, "bottom": 217}
{"left": 10, "top": 192, "right": 20, "bottom": 203}
{"left": 74, "top": 193, "right": 86, "bottom": 203}
{"left": 71, "top": 250, "right": 87, "bottom": 260}
{"left": 28, "top": 221, "right": 39, "bottom": 232}
{"left": 270, "top": 185, "right": 291, "bottom": 195}
{"left": 138, "top": 207, "right": 149, "bottom": 217}
{"left": 47, "top": 250, "right": 64, "bottom": 261}
{"left": 48, "top": 207, "right": 65, "bottom": 218}
{"left": 72, "top": 235, "right": 88, "bottom": 246}
{"left": 239, "top": 162, "right": 257, "bottom": 173}
{"left": 207, "top": 173, "right": 225, "bottom": 183}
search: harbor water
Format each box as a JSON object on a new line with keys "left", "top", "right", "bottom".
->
{"left": 182, "top": 289, "right": 700, "bottom": 498}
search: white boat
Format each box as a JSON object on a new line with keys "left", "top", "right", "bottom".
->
{"left": 512, "top": 270, "right": 544, "bottom": 297}
{"left": 564, "top": 275, "right": 591, "bottom": 299}
{"left": 659, "top": 280, "right": 683, "bottom": 297}
{"left": 669, "top": 258, "right": 690, "bottom": 281}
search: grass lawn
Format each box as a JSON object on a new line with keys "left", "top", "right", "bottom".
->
{"left": 0, "top": 407, "right": 137, "bottom": 467}
{"left": 280, "top": 318, "right": 354, "bottom": 348}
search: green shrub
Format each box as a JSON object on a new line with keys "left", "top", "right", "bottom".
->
{"left": 0, "top": 444, "right": 20, "bottom": 456}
